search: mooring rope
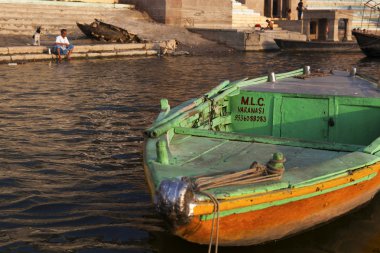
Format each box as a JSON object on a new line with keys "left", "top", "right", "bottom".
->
{"left": 199, "top": 191, "right": 220, "bottom": 253}
{"left": 193, "top": 161, "right": 284, "bottom": 253}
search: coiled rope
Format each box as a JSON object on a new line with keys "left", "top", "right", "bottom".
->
{"left": 194, "top": 161, "right": 284, "bottom": 191}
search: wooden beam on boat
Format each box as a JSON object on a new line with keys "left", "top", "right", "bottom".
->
{"left": 364, "top": 137, "right": 380, "bottom": 154}
{"left": 174, "top": 127, "right": 364, "bottom": 152}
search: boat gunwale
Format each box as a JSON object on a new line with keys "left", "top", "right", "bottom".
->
{"left": 190, "top": 162, "right": 380, "bottom": 219}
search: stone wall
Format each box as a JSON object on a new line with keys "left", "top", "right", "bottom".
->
{"left": 120, "top": 0, "right": 167, "bottom": 23}
{"left": 239, "top": 0, "right": 265, "bottom": 16}
{"left": 180, "top": 0, "right": 232, "bottom": 27}
{"left": 58, "top": 0, "right": 119, "bottom": 3}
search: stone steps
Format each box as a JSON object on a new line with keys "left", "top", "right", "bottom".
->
{"left": 0, "top": 0, "right": 132, "bottom": 9}
{"left": 0, "top": 0, "right": 138, "bottom": 35}
{"left": 0, "top": 6, "right": 129, "bottom": 15}
{"left": 0, "top": 19, "right": 107, "bottom": 25}
{"left": 231, "top": 0, "right": 273, "bottom": 28}
{"left": 0, "top": 26, "right": 80, "bottom": 36}
{"left": 0, "top": 16, "right": 122, "bottom": 25}
{"left": 0, "top": 12, "right": 124, "bottom": 20}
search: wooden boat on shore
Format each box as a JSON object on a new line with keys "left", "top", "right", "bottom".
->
{"left": 76, "top": 19, "right": 141, "bottom": 43}
{"left": 274, "top": 39, "right": 359, "bottom": 52}
{"left": 144, "top": 68, "right": 380, "bottom": 247}
{"left": 352, "top": 30, "right": 380, "bottom": 57}
{"left": 352, "top": 0, "right": 380, "bottom": 57}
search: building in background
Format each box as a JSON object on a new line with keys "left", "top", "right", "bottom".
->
{"left": 120, "top": 0, "right": 376, "bottom": 30}
{"left": 32, "top": 0, "right": 377, "bottom": 30}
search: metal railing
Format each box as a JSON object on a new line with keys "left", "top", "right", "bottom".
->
{"left": 360, "top": 0, "right": 380, "bottom": 31}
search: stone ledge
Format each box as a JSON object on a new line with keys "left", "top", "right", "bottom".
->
{"left": 6, "top": 46, "right": 46, "bottom": 55}
{"left": 0, "top": 40, "right": 178, "bottom": 63}
{"left": 114, "top": 43, "right": 146, "bottom": 51}
{"left": 0, "top": 50, "right": 159, "bottom": 63}
{"left": 117, "top": 50, "right": 147, "bottom": 56}
{"left": 0, "top": 55, "right": 11, "bottom": 61}
{"left": 1, "top": 43, "right": 157, "bottom": 55}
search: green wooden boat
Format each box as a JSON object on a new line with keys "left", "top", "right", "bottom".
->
{"left": 144, "top": 67, "right": 380, "bottom": 246}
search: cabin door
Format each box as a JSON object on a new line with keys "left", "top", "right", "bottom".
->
{"left": 280, "top": 97, "right": 329, "bottom": 142}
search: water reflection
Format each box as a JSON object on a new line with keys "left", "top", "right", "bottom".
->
{"left": 0, "top": 52, "right": 379, "bottom": 252}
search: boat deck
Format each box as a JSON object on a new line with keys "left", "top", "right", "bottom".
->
{"left": 150, "top": 134, "right": 380, "bottom": 199}
{"left": 242, "top": 70, "right": 379, "bottom": 98}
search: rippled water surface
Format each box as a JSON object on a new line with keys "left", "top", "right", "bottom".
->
{"left": 0, "top": 52, "right": 379, "bottom": 253}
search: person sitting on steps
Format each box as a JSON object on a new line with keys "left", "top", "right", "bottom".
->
{"left": 52, "top": 29, "right": 74, "bottom": 61}
{"left": 265, "top": 19, "right": 274, "bottom": 30}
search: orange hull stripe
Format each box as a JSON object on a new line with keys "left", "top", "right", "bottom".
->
{"left": 192, "top": 163, "right": 380, "bottom": 216}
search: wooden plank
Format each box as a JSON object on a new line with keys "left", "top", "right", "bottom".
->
{"left": 174, "top": 127, "right": 364, "bottom": 152}
{"left": 363, "top": 137, "right": 380, "bottom": 154}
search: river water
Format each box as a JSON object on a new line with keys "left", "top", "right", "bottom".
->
{"left": 0, "top": 52, "right": 379, "bottom": 253}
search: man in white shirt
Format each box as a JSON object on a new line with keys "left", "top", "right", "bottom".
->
{"left": 52, "top": 29, "right": 74, "bottom": 60}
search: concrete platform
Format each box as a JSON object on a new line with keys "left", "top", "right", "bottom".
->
{"left": 188, "top": 28, "right": 307, "bottom": 51}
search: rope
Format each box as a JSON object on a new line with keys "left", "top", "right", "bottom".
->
{"left": 194, "top": 162, "right": 283, "bottom": 191}
{"left": 203, "top": 95, "right": 216, "bottom": 130}
{"left": 191, "top": 161, "right": 284, "bottom": 253}
{"left": 200, "top": 191, "right": 220, "bottom": 253}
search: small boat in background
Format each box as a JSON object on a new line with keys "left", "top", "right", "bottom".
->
{"left": 274, "top": 39, "right": 359, "bottom": 51}
{"left": 77, "top": 19, "right": 142, "bottom": 43}
{"left": 144, "top": 67, "right": 380, "bottom": 247}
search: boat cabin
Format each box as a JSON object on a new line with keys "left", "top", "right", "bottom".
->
{"left": 303, "top": 10, "right": 354, "bottom": 42}
{"left": 228, "top": 70, "right": 379, "bottom": 146}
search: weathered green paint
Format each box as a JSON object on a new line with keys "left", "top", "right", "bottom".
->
{"left": 364, "top": 137, "right": 380, "bottom": 154}
{"left": 174, "top": 127, "right": 364, "bottom": 152}
{"left": 200, "top": 172, "right": 377, "bottom": 221}
{"left": 292, "top": 152, "right": 380, "bottom": 188}
{"left": 268, "top": 152, "right": 285, "bottom": 170}
{"left": 229, "top": 91, "right": 380, "bottom": 146}
{"left": 206, "top": 80, "right": 231, "bottom": 97}
{"left": 155, "top": 98, "right": 171, "bottom": 122}
{"left": 156, "top": 140, "right": 169, "bottom": 165}
{"left": 146, "top": 69, "right": 306, "bottom": 138}
{"left": 160, "top": 98, "right": 170, "bottom": 111}
{"left": 229, "top": 91, "right": 274, "bottom": 135}
{"left": 281, "top": 97, "right": 329, "bottom": 141}
{"left": 334, "top": 105, "right": 380, "bottom": 145}
{"left": 275, "top": 69, "right": 304, "bottom": 79}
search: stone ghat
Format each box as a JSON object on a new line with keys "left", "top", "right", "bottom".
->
{"left": 0, "top": 42, "right": 177, "bottom": 63}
